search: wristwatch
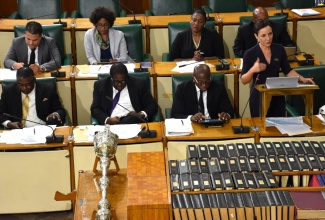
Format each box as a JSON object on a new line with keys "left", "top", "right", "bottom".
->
{"left": 40, "top": 65, "right": 46, "bottom": 72}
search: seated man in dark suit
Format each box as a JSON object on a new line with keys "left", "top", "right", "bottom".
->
{"left": 91, "top": 62, "right": 158, "bottom": 125}
{"left": 171, "top": 64, "right": 234, "bottom": 122}
{"left": 4, "top": 21, "right": 61, "bottom": 73}
{"left": 233, "top": 6, "right": 294, "bottom": 58}
{"left": 0, "top": 67, "right": 66, "bottom": 129}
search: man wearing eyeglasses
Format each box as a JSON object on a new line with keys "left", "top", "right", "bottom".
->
{"left": 171, "top": 64, "right": 234, "bottom": 122}
{"left": 91, "top": 62, "right": 158, "bottom": 125}
{"left": 0, "top": 67, "right": 66, "bottom": 129}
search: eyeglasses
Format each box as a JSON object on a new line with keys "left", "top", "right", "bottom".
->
{"left": 96, "top": 24, "right": 109, "bottom": 29}
{"left": 111, "top": 79, "right": 126, "bottom": 85}
{"left": 193, "top": 76, "right": 211, "bottom": 86}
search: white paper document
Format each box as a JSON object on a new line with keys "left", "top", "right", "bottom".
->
{"left": 0, "top": 69, "right": 17, "bottom": 80}
{"left": 291, "top": 9, "right": 321, "bottom": 16}
{"left": 171, "top": 61, "right": 205, "bottom": 73}
{"left": 77, "top": 63, "right": 135, "bottom": 76}
{"left": 266, "top": 117, "right": 312, "bottom": 136}
{"left": 165, "top": 118, "right": 194, "bottom": 136}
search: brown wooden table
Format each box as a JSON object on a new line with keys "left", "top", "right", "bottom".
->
{"left": 0, "top": 19, "right": 73, "bottom": 31}
{"left": 255, "top": 84, "right": 319, "bottom": 129}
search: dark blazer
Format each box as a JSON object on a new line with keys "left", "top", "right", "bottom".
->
{"left": 0, "top": 82, "right": 66, "bottom": 125}
{"left": 171, "top": 79, "right": 234, "bottom": 119}
{"left": 91, "top": 75, "right": 158, "bottom": 125}
{"left": 4, "top": 35, "right": 61, "bottom": 71}
{"left": 233, "top": 21, "right": 294, "bottom": 58}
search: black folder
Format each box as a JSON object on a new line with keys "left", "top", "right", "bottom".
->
{"left": 188, "top": 158, "right": 199, "bottom": 173}
{"left": 210, "top": 173, "right": 224, "bottom": 190}
{"left": 179, "top": 159, "right": 190, "bottom": 174}
{"left": 222, "top": 172, "right": 234, "bottom": 190}
{"left": 232, "top": 173, "right": 248, "bottom": 189}
{"left": 255, "top": 142, "right": 268, "bottom": 157}
{"left": 207, "top": 144, "right": 219, "bottom": 158}
{"left": 310, "top": 141, "right": 325, "bottom": 155}
{"left": 217, "top": 144, "right": 229, "bottom": 158}
{"left": 238, "top": 157, "right": 250, "bottom": 172}
{"left": 208, "top": 158, "right": 221, "bottom": 174}
{"left": 170, "top": 174, "right": 180, "bottom": 192}
{"left": 227, "top": 157, "right": 240, "bottom": 172}
{"left": 226, "top": 143, "right": 239, "bottom": 157}
{"left": 198, "top": 158, "right": 210, "bottom": 173}
{"left": 272, "top": 142, "right": 286, "bottom": 156}
{"left": 263, "top": 142, "right": 278, "bottom": 155}
{"left": 268, "top": 155, "right": 281, "bottom": 171}
{"left": 248, "top": 157, "right": 261, "bottom": 172}
{"left": 291, "top": 141, "right": 306, "bottom": 155}
{"left": 179, "top": 173, "right": 192, "bottom": 191}
{"left": 219, "top": 158, "right": 230, "bottom": 172}
{"left": 198, "top": 144, "right": 210, "bottom": 159}
{"left": 243, "top": 173, "right": 257, "bottom": 189}
{"left": 245, "top": 143, "right": 258, "bottom": 157}
{"left": 236, "top": 143, "right": 249, "bottom": 157}
{"left": 190, "top": 172, "right": 202, "bottom": 191}
{"left": 263, "top": 172, "right": 279, "bottom": 188}
{"left": 200, "top": 173, "right": 212, "bottom": 190}
{"left": 301, "top": 141, "right": 316, "bottom": 154}
{"left": 187, "top": 145, "right": 198, "bottom": 159}
{"left": 257, "top": 156, "right": 271, "bottom": 172}
{"left": 282, "top": 141, "right": 297, "bottom": 155}
{"left": 253, "top": 172, "right": 268, "bottom": 188}
{"left": 169, "top": 160, "right": 179, "bottom": 175}
{"left": 306, "top": 155, "right": 322, "bottom": 170}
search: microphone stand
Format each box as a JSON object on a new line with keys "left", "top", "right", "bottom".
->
{"left": 43, "top": 35, "right": 66, "bottom": 77}
{"left": 53, "top": 18, "right": 67, "bottom": 28}
{"left": 3, "top": 113, "right": 64, "bottom": 143}
{"left": 232, "top": 74, "right": 260, "bottom": 134}
{"left": 106, "top": 96, "right": 157, "bottom": 138}
{"left": 111, "top": 0, "right": 141, "bottom": 24}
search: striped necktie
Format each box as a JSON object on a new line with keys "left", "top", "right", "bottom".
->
{"left": 22, "top": 94, "right": 29, "bottom": 127}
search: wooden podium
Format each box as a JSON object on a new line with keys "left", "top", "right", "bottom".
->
{"left": 255, "top": 84, "right": 319, "bottom": 129}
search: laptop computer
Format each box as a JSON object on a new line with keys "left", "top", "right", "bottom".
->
{"left": 284, "top": 46, "right": 297, "bottom": 62}
{"left": 265, "top": 76, "right": 299, "bottom": 89}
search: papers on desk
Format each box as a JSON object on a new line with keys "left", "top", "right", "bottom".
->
{"left": 171, "top": 61, "right": 205, "bottom": 73}
{"left": 317, "top": 114, "right": 325, "bottom": 124}
{"left": 165, "top": 118, "right": 194, "bottom": 136}
{"left": 266, "top": 117, "right": 312, "bottom": 136}
{"left": 292, "top": 9, "right": 321, "bottom": 16}
{"left": 77, "top": 63, "right": 135, "bottom": 77}
{"left": 0, "top": 125, "right": 55, "bottom": 144}
{"left": 75, "top": 124, "right": 142, "bottom": 141}
{"left": 0, "top": 69, "right": 17, "bottom": 80}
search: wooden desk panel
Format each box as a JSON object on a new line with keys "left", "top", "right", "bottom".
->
{"left": 74, "top": 170, "right": 128, "bottom": 220}
{"left": 0, "top": 19, "right": 73, "bottom": 31}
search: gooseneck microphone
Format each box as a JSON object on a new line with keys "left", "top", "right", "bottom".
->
{"left": 232, "top": 74, "right": 260, "bottom": 134}
{"left": 111, "top": 0, "right": 141, "bottom": 24}
{"left": 106, "top": 96, "right": 157, "bottom": 138}
{"left": 3, "top": 113, "right": 64, "bottom": 143}
{"left": 42, "top": 35, "right": 66, "bottom": 77}
{"left": 53, "top": 19, "right": 67, "bottom": 28}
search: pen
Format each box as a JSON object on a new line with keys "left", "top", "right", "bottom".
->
{"left": 34, "top": 128, "right": 35, "bottom": 135}
{"left": 179, "top": 61, "right": 200, "bottom": 68}
{"left": 98, "top": 66, "right": 101, "bottom": 71}
{"left": 181, "top": 120, "right": 184, "bottom": 126}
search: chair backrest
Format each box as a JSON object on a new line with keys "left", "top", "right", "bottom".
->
{"left": 168, "top": 21, "right": 216, "bottom": 51}
{"left": 2, "top": 77, "right": 57, "bottom": 89}
{"left": 172, "top": 73, "right": 225, "bottom": 95}
{"left": 240, "top": 15, "right": 288, "bottom": 29}
{"left": 287, "top": 65, "right": 325, "bottom": 115}
{"left": 280, "top": 0, "right": 315, "bottom": 9}
{"left": 99, "top": 72, "right": 151, "bottom": 93}
{"left": 150, "top": 0, "right": 193, "bottom": 16}
{"left": 14, "top": 24, "right": 66, "bottom": 65}
{"left": 77, "top": 0, "right": 120, "bottom": 18}
{"left": 208, "top": 0, "right": 247, "bottom": 13}
{"left": 17, "top": 0, "right": 62, "bottom": 19}
{"left": 113, "top": 24, "right": 144, "bottom": 62}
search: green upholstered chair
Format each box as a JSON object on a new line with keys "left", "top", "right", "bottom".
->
{"left": 202, "top": 0, "right": 255, "bottom": 13}
{"left": 165, "top": 73, "right": 225, "bottom": 118}
{"left": 71, "top": 0, "right": 126, "bottom": 18}
{"left": 145, "top": 0, "right": 193, "bottom": 16}
{"left": 285, "top": 65, "right": 325, "bottom": 116}
{"left": 274, "top": 0, "right": 315, "bottom": 10}
{"left": 91, "top": 72, "right": 160, "bottom": 125}
{"left": 113, "top": 24, "right": 151, "bottom": 62}
{"left": 9, "top": 0, "right": 67, "bottom": 19}
{"left": 14, "top": 24, "right": 72, "bottom": 66}
{"left": 162, "top": 21, "right": 216, "bottom": 61}
{"left": 1, "top": 77, "right": 68, "bottom": 129}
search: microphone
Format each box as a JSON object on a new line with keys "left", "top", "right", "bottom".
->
{"left": 42, "top": 35, "right": 66, "bottom": 77}
{"left": 232, "top": 74, "right": 260, "bottom": 134}
{"left": 53, "top": 19, "right": 67, "bottom": 28}
{"left": 111, "top": 0, "right": 141, "bottom": 24}
{"left": 106, "top": 96, "right": 157, "bottom": 138}
{"left": 27, "top": 13, "right": 56, "bottom": 20}
{"left": 3, "top": 113, "right": 64, "bottom": 143}
{"left": 274, "top": 2, "right": 289, "bottom": 16}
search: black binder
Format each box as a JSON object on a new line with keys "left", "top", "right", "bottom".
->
{"left": 253, "top": 172, "right": 268, "bottom": 188}
{"left": 200, "top": 173, "right": 212, "bottom": 190}
{"left": 273, "top": 142, "right": 286, "bottom": 156}
{"left": 257, "top": 156, "right": 271, "bottom": 171}
{"left": 301, "top": 140, "right": 316, "bottom": 155}
{"left": 238, "top": 157, "right": 250, "bottom": 172}
{"left": 291, "top": 141, "right": 306, "bottom": 155}
{"left": 263, "top": 172, "right": 279, "bottom": 188}
{"left": 216, "top": 144, "right": 229, "bottom": 158}
{"left": 268, "top": 155, "right": 281, "bottom": 171}
{"left": 198, "top": 144, "right": 210, "bottom": 159}
{"left": 227, "top": 157, "right": 240, "bottom": 172}
{"left": 243, "top": 173, "right": 257, "bottom": 189}
{"left": 278, "top": 155, "right": 292, "bottom": 171}
{"left": 179, "top": 173, "right": 192, "bottom": 191}
{"left": 316, "top": 155, "right": 325, "bottom": 170}
{"left": 255, "top": 142, "right": 268, "bottom": 157}
{"left": 187, "top": 144, "right": 198, "bottom": 159}
{"left": 179, "top": 159, "right": 190, "bottom": 174}
{"left": 236, "top": 143, "right": 249, "bottom": 157}
{"left": 190, "top": 172, "right": 202, "bottom": 191}
{"left": 263, "top": 142, "right": 278, "bottom": 155}
{"left": 207, "top": 144, "right": 219, "bottom": 158}
{"left": 306, "top": 155, "right": 322, "bottom": 170}
{"left": 282, "top": 141, "right": 297, "bottom": 155}
{"left": 232, "top": 173, "right": 248, "bottom": 189}
{"left": 170, "top": 174, "right": 180, "bottom": 192}
{"left": 219, "top": 158, "right": 230, "bottom": 172}
{"left": 287, "top": 155, "right": 302, "bottom": 171}
{"left": 210, "top": 173, "right": 224, "bottom": 190}
{"left": 198, "top": 158, "right": 210, "bottom": 173}
{"left": 310, "top": 141, "right": 325, "bottom": 155}
{"left": 222, "top": 172, "right": 234, "bottom": 190}
{"left": 245, "top": 143, "right": 258, "bottom": 157}
{"left": 247, "top": 157, "right": 261, "bottom": 172}
{"left": 226, "top": 143, "right": 239, "bottom": 157}
{"left": 297, "top": 155, "right": 312, "bottom": 170}
{"left": 169, "top": 160, "right": 179, "bottom": 175}
{"left": 208, "top": 158, "right": 221, "bottom": 174}
{"left": 188, "top": 158, "right": 199, "bottom": 173}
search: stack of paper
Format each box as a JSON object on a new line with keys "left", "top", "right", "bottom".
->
{"left": 77, "top": 63, "right": 135, "bottom": 76}
{"left": 171, "top": 61, "right": 205, "bottom": 73}
{"left": 266, "top": 117, "right": 312, "bottom": 136}
{"left": 291, "top": 9, "right": 321, "bottom": 17}
{"left": 165, "top": 118, "right": 194, "bottom": 136}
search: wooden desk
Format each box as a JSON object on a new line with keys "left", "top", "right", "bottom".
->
{"left": 74, "top": 170, "right": 128, "bottom": 220}
{"left": 0, "top": 126, "right": 73, "bottom": 213}
{"left": 0, "top": 19, "right": 73, "bottom": 31}
{"left": 255, "top": 84, "right": 319, "bottom": 129}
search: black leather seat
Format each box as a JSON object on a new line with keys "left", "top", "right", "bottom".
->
{"left": 145, "top": 0, "right": 193, "bottom": 16}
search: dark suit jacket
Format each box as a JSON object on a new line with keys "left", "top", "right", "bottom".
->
{"left": 0, "top": 82, "right": 66, "bottom": 125}
{"left": 171, "top": 79, "right": 234, "bottom": 119}
{"left": 233, "top": 21, "right": 294, "bottom": 58}
{"left": 4, "top": 35, "right": 61, "bottom": 71}
{"left": 90, "top": 75, "right": 158, "bottom": 125}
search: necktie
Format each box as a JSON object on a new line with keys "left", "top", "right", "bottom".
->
{"left": 22, "top": 94, "right": 29, "bottom": 127}
{"left": 198, "top": 90, "right": 205, "bottom": 115}
{"left": 29, "top": 48, "right": 36, "bottom": 65}
{"left": 110, "top": 91, "right": 121, "bottom": 114}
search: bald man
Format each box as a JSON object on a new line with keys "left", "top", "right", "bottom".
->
{"left": 171, "top": 64, "right": 234, "bottom": 122}
{"left": 233, "top": 6, "right": 294, "bottom": 58}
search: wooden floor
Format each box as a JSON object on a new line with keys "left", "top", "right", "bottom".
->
{"left": 0, "top": 210, "right": 73, "bottom": 220}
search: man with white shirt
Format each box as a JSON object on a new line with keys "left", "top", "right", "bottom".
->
{"left": 0, "top": 67, "right": 66, "bottom": 129}
{"left": 4, "top": 21, "right": 61, "bottom": 73}
{"left": 91, "top": 62, "right": 158, "bottom": 125}
{"left": 171, "top": 64, "right": 234, "bottom": 122}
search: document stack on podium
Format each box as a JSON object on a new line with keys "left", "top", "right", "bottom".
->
{"left": 165, "top": 118, "right": 194, "bottom": 136}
